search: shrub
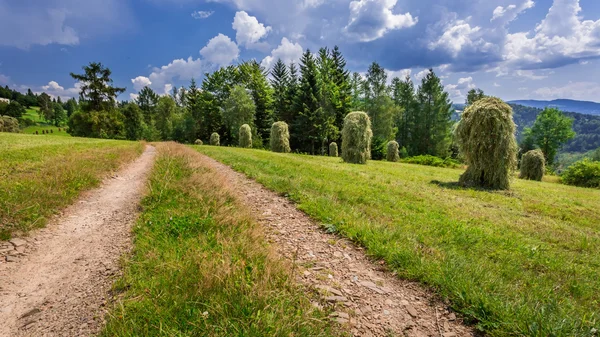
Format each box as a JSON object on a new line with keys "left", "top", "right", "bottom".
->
{"left": 194, "top": 139, "right": 203, "bottom": 145}
{"left": 561, "top": 159, "right": 600, "bottom": 188}
{"left": 402, "top": 155, "right": 461, "bottom": 168}
{"left": 329, "top": 142, "right": 338, "bottom": 157}
{"left": 0, "top": 116, "right": 20, "bottom": 133}
{"left": 370, "top": 136, "right": 386, "bottom": 160}
{"left": 239, "top": 124, "right": 252, "bottom": 148}
{"left": 456, "top": 97, "right": 518, "bottom": 190}
{"left": 68, "top": 110, "right": 125, "bottom": 139}
{"left": 210, "top": 132, "right": 220, "bottom": 146}
{"left": 519, "top": 149, "right": 545, "bottom": 181}
{"left": 270, "top": 122, "right": 291, "bottom": 153}
{"left": 386, "top": 141, "right": 400, "bottom": 162}
{"left": 399, "top": 146, "right": 408, "bottom": 159}
{"left": 342, "top": 111, "right": 372, "bottom": 164}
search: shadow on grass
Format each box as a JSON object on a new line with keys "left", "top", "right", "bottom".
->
{"left": 430, "top": 180, "right": 522, "bottom": 198}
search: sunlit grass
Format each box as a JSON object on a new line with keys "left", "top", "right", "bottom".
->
{"left": 197, "top": 146, "right": 600, "bottom": 337}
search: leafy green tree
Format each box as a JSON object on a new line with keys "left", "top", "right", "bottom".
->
{"left": 466, "top": 88, "right": 486, "bottom": 106}
{"left": 4, "top": 101, "right": 26, "bottom": 119}
{"left": 239, "top": 61, "right": 273, "bottom": 146}
{"left": 155, "top": 96, "right": 176, "bottom": 140}
{"left": 391, "top": 75, "right": 416, "bottom": 152}
{"left": 530, "top": 108, "right": 576, "bottom": 165}
{"left": 223, "top": 85, "right": 256, "bottom": 144}
{"left": 414, "top": 69, "right": 453, "bottom": 157}
{"left": 136, "top": 86, "right": 159, "bottom": 125}
{"left": 364, "top": 62, "right": 397, "bottom": 142}
{"left": 70, "top": 62, "right": 126, "bottom": 111}
{"left": 350, "top": 72, "right": 364, "bottom": 110}
{"left": 52, "top": 102, "right": 67, "bottom": 126}
{"left": 270, "top": 59, "right": 290, "bottom": 122}
{"left": 38, "top": 93, "right": 52, "bottom": 121}
{"left": 65, "top": 98, "right": 78, "bottom": 117}
{"left": 121, "top": 103, "right": 145, "bottom": 140}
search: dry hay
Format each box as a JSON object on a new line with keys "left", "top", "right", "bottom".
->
{"left": 270, "top": 122, "right": 291, "bottom": 153}
{"left": 342, "top": 111, "right": 372, "bottom": 164}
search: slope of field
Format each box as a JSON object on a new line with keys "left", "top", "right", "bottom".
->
{"left": 102, "top": 143, "right": 336, "bottom": 337}
{"left": 197, "top": 147, "right": 600, "bottom": 337}
{"left": 22, "top": 125, "right": 69, "bottom": 136}
{"left": 0, "top": 133, "right": 143, "bottom": 239}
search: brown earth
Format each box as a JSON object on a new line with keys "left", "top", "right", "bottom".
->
{"left": 199, "top": 153, "right": 476, "bottom": 337}
{"left": 0, "top": 146, "right": 156, "bottom": 337}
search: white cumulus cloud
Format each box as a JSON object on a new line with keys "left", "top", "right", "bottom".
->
{"left": 200, "top": 33, "right": 240, "bottom": 66}
{"left": 344, "top": 0, "right": 417, "bottom": 42}
{"left": 191, "top": 10, "right": 214, "bottom": 19}
{"left": 131, "top": 76, "right": 152, "bottom": 91}
{"left": 232, "top": 11, "right": 272, "bottom": 49}
{"left": 260, "top": 37, "right": 303, "bottom": 70}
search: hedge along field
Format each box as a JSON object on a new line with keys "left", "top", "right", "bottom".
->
{"left": 102, "top": 143, "right": 337, "bottom": 337}
{"left": 196, "top": 146, "right": 600, "bottom": 337}
{"left": 0, "top": 133, "right": 143, "bottom": 240}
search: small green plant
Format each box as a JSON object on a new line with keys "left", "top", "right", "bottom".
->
{"left": 561, "top": 158, "right": 600, "bottom": 188}
{"left": 329, "top": 142, "right": 338, "bottom": 157}
{"left": 456, "top": 97, "right": 518, "bottom": 190}
{"left": 210, "top": 132, "right": 220, "bottom": 146}
{"left": 402, "top": 155, "right": 461, "bottom": 168}
{"left": 399, "top": 146, "right": 408, "bottom": 159}
{"left": 342, "top": 111, "right": 372, "bottom": 164}
{"left": 386, "top": 141, "right": 400, "bottom": 162}
{"left": 239, "top": 124, "right": 252, "bottom": 148}
{"left": 270, "top": 122, "right": 291, "bottom": 153}
{"left": 194, "top": 139, "right": 203, "bottom": 145}
{"left": 520, "top": 149, "right": 545, "bottom": 181}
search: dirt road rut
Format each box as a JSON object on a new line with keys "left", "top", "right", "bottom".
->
{"left": 0, "top": 145, "right": 156, "bottom": 337}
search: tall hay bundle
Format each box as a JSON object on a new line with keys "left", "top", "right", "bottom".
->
{"left": 194, "top": 139, "right": 203, "bottom": 145}
{"left": 270, "top": 122, "right": 291, "bottom": 153}
{"left": 520, "top": 149, "right": 545, "bottom": 181}
{"left": 342, "top": 111, "right": 373, "bottom": 164}
{"left": 329, "top": 142, "right": 338, "bottom": 157}
{"left": 386, "top": 141, "right": 400, "bottom": 162}
{"left": 456, "top": 97, "right": 517, "bottom": 190}
{"left": 239, "top": 124, "right": 252, "bottom": 148}
{"left": 210, "top": 132, "right": 220, "bottom": 146}
{"left": 1, "top": 116, "right": 19, "bottom": 133}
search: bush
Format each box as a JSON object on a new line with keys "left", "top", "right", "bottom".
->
{"left": 68, "top": 110, "right": 125, "bottom": 139}
{"left": 342, "top": 111, "right": 372, "bottom": 164}
{"left": 399, "top": 146, "right": 408, "bottom": 159}
{"left": 210, "top": 132, "right": 220, "bottom": 146}
{"left": 329, "top": 142, "right": 338, "bottom": 157}
{"left": 402, "top": 155, "right": 461, "bottom": 168}
{"left": 239, "top": 124, "right": 252, "bottom": 148}
{"left": 561, "top": 159, "right": 600, "bottom": 188}
{"left": 386, "top": 141, "right": 400, "bottom": 162}
{"left": 370, "top": 136, "right": 386, "bottom": 160}
{"left": 270, "top": 122, "right": 291, "bottom": 153}
{"left": 194, "top": 139, "right": 203, "bottom": 145}
{"left": 0, "top": 115, "right": 20, "bottom": 133}
{"left": 519, "top": 149, "right": 545, "bottom": 181}
{"left": 456, "top": 97, "right": 517, "bottom": 190}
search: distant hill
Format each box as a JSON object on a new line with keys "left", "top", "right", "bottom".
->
{"left": 508, "top": 99, "right": 600, "bottom": 116}
{"left": 452, "top": 103, "right": 600, "bottom": 154}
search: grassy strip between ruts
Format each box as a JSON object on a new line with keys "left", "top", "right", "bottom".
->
{"left": 101, "top": 142, "right": 338, "bottom": 337}
{"left": 0, "top": 133, "right": 143, "bottom": 240}
{"left": 196, "top": 146, "right": 600, "bottom": 337}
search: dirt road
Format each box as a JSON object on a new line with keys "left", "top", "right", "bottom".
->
{"left": 0, "top": 145, "right": 156, "bottom": 337}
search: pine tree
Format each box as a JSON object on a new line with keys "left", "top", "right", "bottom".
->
{"left": 70, "top": 62, "right": 125, "bottom": 111}
{"left": 330, "top": 46, "right": 352, "bottom": 140}
{"left": 239, "top": 61, "right": 273, "bottom": 147}
{"left": 136, "top": 86, "right": 159, "bottom": 125}
{"left": 365, "top": 62, "right": 395, "bottom": 141}
{"left": 391, "top": 75, "right": 417, "bottom": 153}
{"left": 270, "top": 59, "right": 290, "bottom": 122}
{"left": 414, "top": 69, "right": 453, "bottom": 157}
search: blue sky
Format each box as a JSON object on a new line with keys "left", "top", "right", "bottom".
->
{"left": 1, "top": 0, "right": 600, "bottom": 103}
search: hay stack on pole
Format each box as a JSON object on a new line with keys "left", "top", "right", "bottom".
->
{"left": 210, "top": 132, "right": 220, "bottom": 146}
{"left": 329, "top": 142, "right": 338, "bottom": 157}
{"left": 386, "top": 141, "right": 400, "bottom": 162}
{"left": 456, "top": 97, "right": 517, "bottom": 190}
{"left": 270, "top": 122, "right": 291, "bottom": 153}
{"left": 519, "top": 149, "right": 545, "bottom": 181}
{"left": 239, "top": 124, "right": 252, "bottom": 148}
{"left": 194, "top": 139, "right": 203, "bottom": 145}
{"left": 342, "top": 111, "right": 372, "bottom": 164}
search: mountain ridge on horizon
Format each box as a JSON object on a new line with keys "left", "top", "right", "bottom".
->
{"left": 507, "top": 98, "right": 600, "bottom": 116}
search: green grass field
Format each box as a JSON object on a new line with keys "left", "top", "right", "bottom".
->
{"left": 0, "top": 133, "right": 143, "bottom": 239}
{"left": 22, "top": 125, "right": 69, "bottom": 136}
{"left": 102, "top": 143, "right": 337, "bottom": 337}
{"left": 196, "top": 146, "right": 600, "bottom": 337}
{"left": 21, "top": 107, "right": 45, "bottom": 123}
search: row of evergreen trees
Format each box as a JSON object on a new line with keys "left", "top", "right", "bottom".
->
{"left": 122, "top": 47, "right": 453, "bottom": 158}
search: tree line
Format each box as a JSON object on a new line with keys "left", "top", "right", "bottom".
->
{"left": 63, "top": 47, "right": 455, "bottom": 160}
{"left": 0, "top": 85, "right": 76, "bottom": 127}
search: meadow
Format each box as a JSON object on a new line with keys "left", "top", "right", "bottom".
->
{"left": 0, "top": 133, "right": 143, "bottom": 239}
{"left": 102, "top": 143, "right": 337, "bottom": 337}
{"left": 197, "top": 146, "right": 600, "bottom": 337}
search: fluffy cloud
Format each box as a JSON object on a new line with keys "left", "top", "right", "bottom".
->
{"left": 428, "top": 17, "right": 493, "bottom": 58}
{"left": 414, "top": 69, "right": 429, "bottom": 81}
{"left": 491, "top": 1, "right": 535, "bottom": 23}
{"left": 39, "top": 80, "right": 81, "bottom": 98}
{"left": 445, "top": 77, "right": 476, "bottom": 101}
{"left": 232, "top": 11, "right": 272, "bottom": 49}
{"left": 344, "top": 0, "right": 417, "bottom": 42}
{"left": 533, "top": 81, "right": 600, "bottom": 100}
{"left": 131, "top": 76, "right": 152, "bottom": 91}
{"left": 386, "top": 69, "right": 411, "bottom": 83}
{"left": 191, "top": 10, "right": 214, "bottom": 19}
{"left": 0, "top": 0, "right": 133, "bottom": 49}
{"left": 260, "top": 37, "right": 304, "bottom": 70}
{"left": 200, "top": 34, "right": 240, "bottom": 66}
{"left": 503, "top": 0, "right": 600, "bottom": 70}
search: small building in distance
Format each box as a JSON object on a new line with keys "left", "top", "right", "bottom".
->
{"left": 0, "top": 98, "right": 10, "bottom": 104}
